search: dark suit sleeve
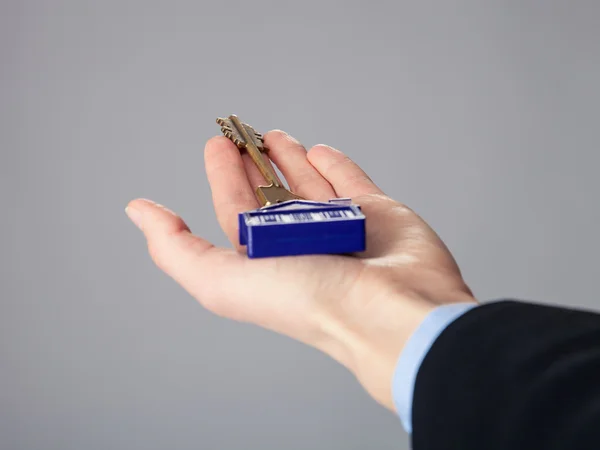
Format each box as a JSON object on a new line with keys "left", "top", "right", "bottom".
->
{"left": 411, "top": 300, "right": 600, "bottom": 450}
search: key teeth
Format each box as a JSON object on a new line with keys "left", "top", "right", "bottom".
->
{"left": 216, "top": 115, "right": 266, "bottom": 152}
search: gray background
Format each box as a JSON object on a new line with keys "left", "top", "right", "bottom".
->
{"left": 2, "top": 1, "right": 599, "bottom": 449}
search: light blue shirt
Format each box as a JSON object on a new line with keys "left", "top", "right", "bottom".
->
{"left": 392, "top": 302, "right": 477, "bottom": 433}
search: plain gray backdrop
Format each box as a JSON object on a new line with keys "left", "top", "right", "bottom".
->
{"left": 2, "top": 1, "right": 599, "bottom": 449}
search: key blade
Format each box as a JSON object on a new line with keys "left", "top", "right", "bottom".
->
{"left": 217, "top": 114, "right": 282, "bottom": 191}
{"left": 216, "top": 114, "right": 306, "bottom": 206}
{"left": 216, "top": 115, "right": 267, "bottom": 152}
{"left": 257, "top": 184, "right": 304, "bottom": 206}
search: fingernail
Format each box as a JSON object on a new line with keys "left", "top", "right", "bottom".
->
{"left": 125, "top": 206, "right": 143, "bottom": 229}
{"left": 314, "top": 144, "right": 341, "bottom": 153}
{"left": 269, "top": 129, "right": 300, "bottom": 144}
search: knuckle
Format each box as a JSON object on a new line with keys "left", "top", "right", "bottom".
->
{"left": 290, "top": 170, "right": 318, "bottom": 191}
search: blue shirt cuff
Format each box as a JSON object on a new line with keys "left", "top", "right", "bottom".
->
{"left": 392, "top": 302, "right": 477, "bottom": 433}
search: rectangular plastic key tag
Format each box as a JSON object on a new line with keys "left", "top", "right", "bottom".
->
{"left": 238, "top": 198, "right": 366, "bottom": 258}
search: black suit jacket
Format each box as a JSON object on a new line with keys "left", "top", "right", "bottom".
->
{"left": 412, "top": 300, "right": 600, "bottom": 449}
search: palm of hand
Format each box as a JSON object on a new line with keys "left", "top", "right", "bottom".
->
{"left": 127, "top": 131, "right": 474, "bottom": 410}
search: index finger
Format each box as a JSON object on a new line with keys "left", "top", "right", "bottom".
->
{"left": 204, "top": 136, "right": 260, "bottom": 248}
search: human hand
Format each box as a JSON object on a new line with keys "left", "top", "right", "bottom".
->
{"left": 126, "top": 130, "right": 476, "bottom": 410}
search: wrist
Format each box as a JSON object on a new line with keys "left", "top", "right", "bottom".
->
{"left": 315, "top": 286, "right": 439, "bottom": 409}
{"left": 313, "top": 277, "right": 476, "bottom": 410}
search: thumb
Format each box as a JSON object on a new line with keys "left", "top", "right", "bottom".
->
{"left": 125, "top": 199, "right": 349, "bottom": 355}
{"left": 125, "top": 198, "right": 244, "bottom": 317}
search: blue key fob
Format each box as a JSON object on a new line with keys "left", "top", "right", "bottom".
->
{"left": 239, "top": 198, "right": 366, "bottom": 258}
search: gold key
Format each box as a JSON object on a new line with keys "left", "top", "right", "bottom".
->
{"left": 216, "top": 115, "right": 305, "bottom": 206}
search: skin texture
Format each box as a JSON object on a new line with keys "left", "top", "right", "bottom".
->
{"left": 126, "top": 130, "right": 477, "bottom": 411}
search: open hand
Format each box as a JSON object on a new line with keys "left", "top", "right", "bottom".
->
{"left": 126, "top": 130, "right": 476, "bottom": 410}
